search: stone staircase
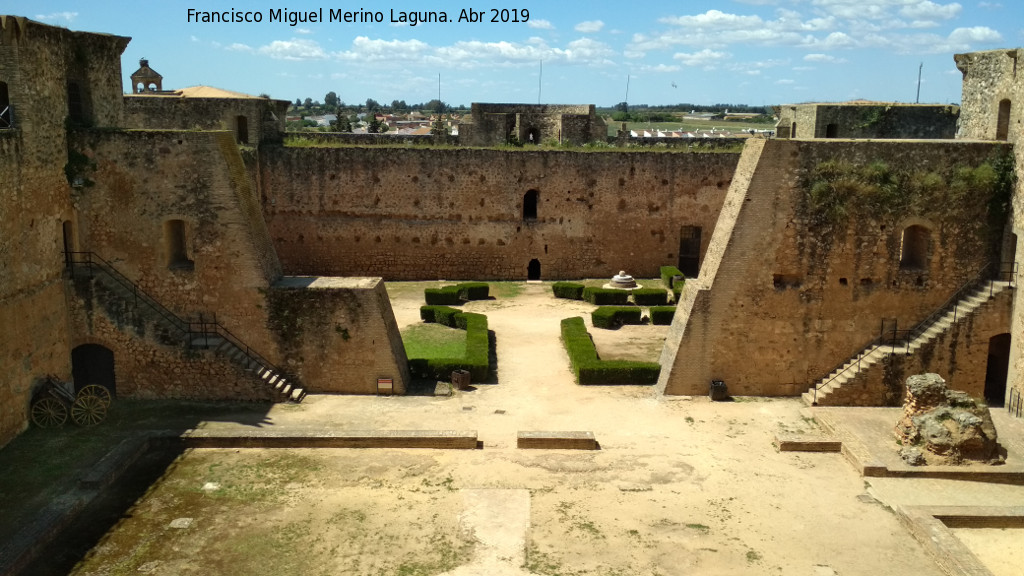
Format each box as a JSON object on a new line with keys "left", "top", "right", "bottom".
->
{"left": 68, "top": 251, "right": 305, "bottom": 402}
{"left": 803, "top": 281, "right": 1013, "bottom": 406}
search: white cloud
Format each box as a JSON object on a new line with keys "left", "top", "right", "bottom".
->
{"left": 35, "top": 12, "right": 77, "bottom": 23}
{"left": 776, "top": 79, "right": 796, "bottom": 84}
{"left": 330, "top": 35, "right": 616, "bottom": 69}
{"left": 258, "top": 39, "right": 328, "bottom": 60}
{"left": 226, "top": 43, "right": 254, "bottom": 53}
{"left": 574, "top": 20, "right": 605, "bottom": 33}
{"left": 528, "top": 19, "right": 554, "bottom": 30}
{"left": 899, "top": 1, "right": 962, "bottom": 20}
{"left": 673, "top": 48, "right": 731, "bottom": 67}
{"left": 804, "top": 53, "right": 847, "bottom": 63}
{"left": 296, "top": 28, "right": 313, "bottom": 35}
{"left": 947, "top": 26, "right": 1002, "bottom": 44}
{"left": 640, "top": 63, "right": 681, "bottom": 73}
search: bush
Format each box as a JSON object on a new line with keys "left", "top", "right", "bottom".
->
{"left": 552, "top": 281, "right": 585, "bottom": 300}
{"left": 632, "top": 288, "right": 668, "bottom": 306}
{"left": 660, "top": 266, "right": 684, "bottom": 289}
{"left": 560, "top": 316, "right": 660, "bottom": 385}
{"left": 420, "top": 305, "right": 461, "bottom": 326}
{"left": 456, "top": 282, "right": 489, "bottom": 300}
{"left": 578, "top": 361, "right": 661, "bottom": 385}
{"left": 424, "top": 286, "right": 461, "bottom": 305}
{"left": 592, "top": 306, "right": 643, "bottom": 329}
{"left": 408, "top": 311, "right": 490, "bottom": 382}
{"left": 650, "top": 306, "right": 676, "bottom": 325}
{"left": 582, "top": 286, "right": 629, "bottom": 305}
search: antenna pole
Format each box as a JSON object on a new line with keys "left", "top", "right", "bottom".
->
{"left": 624, "top": 75, "right": 630, "bottom": 112}
{"left": 438, "top": 73, "right": 441, "bottom": 104}
{"left": 538, "top": 60, "right": 542, "bottom": 104}
{"left": 916, "top": 62, "right": 922, "bottom": 104}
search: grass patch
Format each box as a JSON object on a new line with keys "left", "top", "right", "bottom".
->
{"left": 401, "top": 323, "right": 466, "bottom": 358}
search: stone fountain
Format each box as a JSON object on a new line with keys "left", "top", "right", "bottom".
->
{"left": 604, "top": 270, "right": 641, "bottom": 290}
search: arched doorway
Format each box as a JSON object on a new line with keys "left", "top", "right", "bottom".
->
{"left": 527, "top": 259, "right": 541, "bottom": 280}
{"left": 984, "top": 333, "right": 1010, "bottom": 406}
{"left": 72, "top": 344, "right": 116, "bottom": 397}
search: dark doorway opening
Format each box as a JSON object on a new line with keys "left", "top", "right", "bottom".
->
{"left": 899, "top": 225, "right": 930, "bottom": 271}
{"left": 67, "top": 81, "right": 84, "bottom": 124}
{"left": 527, "top": 259, "right": 541, "bottom": 280}
{"left": 72, "top": 344, "right": 116, "bottom": 397}
{"left": 790, "top": 122, "right": 797, "bottom": 138}
{"left": 984, "top": 333, "right": 1010, "bottom": 406}
{"left": 996, "top": 99, "right": 1011, "bottom": 141}
{"left": 825, "top": 123, "right": 838, "bottom": 138}
{"left": 678, "top": 226, "right": 702, "bottom": 278}
{"left": 526, "top": 127, "right": 540, "bottom": 144}
{"left": 523, "top": 189, "right": 538, "bottom": 221}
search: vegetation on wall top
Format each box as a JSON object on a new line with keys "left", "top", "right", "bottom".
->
{"left": 801, "top": 151, "right": 1015, "bottom": 231}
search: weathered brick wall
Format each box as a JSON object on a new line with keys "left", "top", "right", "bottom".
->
{"left": 258, "top": 147, "right": 738, "bottom": 280}
{"left": 778, "top": 104, "right": 958, "bottom": 139}
{"left": 957, "top": 49, "right": 1024, "bottom": 411}
{"left": 123, "top": 96, "right": 289, "bottom": 144}
{"left": 268, "top": 277, "right": 410, "bottom": 394}
{"left": 69, "top": 129, "right": 284, "bottom": 368}
{"left": 661, "top": 138, "right": 1010, "bottom": 397}
{"left": 813, "top": 289, "right": 1013, "bottom": 406}
{"left": 66, "top": 274, "right": 279, "bottom": 401}
{"left": 0, "top": 17, "right": 127, "bottom": 446}
{"left": 955, "top": 49, "right": 1022, "bottom": 141}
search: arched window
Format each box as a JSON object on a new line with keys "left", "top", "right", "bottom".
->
{"left": 0, "top": 81, "right": 11, "bottom": 128}
{"left": 523, "top": 189, "right": 538, "bottom": 221}
{"left": 996, "top": 99, "right": 1011, "bottom": 141}
{"left": 899, "top": 225, "right": 930, "bottom": 270}
{"left": 236, "top": 115, "right": 249, "bottom": 143}
{"left": 164, "top": 219, "right": 194, "bottom": 270}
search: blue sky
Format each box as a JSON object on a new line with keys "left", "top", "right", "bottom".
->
{"left": 12, "top": 1, "right": 1022, "bottom": 107}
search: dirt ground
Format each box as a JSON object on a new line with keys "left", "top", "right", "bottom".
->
{"left": 55, "top": 281, "right": 1020, "bottom": 575}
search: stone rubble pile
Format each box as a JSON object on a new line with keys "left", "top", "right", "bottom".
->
{"left": 894, "top": 373, "right": 1003, "bottom": 466}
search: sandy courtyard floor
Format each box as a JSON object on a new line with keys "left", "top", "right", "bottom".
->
{"left": 52, "top": 282, "right": 1024, "bottom": 575}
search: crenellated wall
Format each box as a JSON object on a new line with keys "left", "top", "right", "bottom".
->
{"left": 257, "top": 147, "right": 739, "bottom": 280}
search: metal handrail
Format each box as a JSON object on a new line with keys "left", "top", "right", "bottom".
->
{"left": 811, "top": 260, "right": 1017, "bottom": 404}
{"left": 66, "top": 251, "right": 295, "bottom": 386}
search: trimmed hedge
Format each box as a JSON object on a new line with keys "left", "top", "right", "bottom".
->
{"left": 424, "top": 282, "right": 491, "bottom": 305}
{"left": 420, "top": 305, "right": 461, "bottom": 326}
{"left": 650, "top": 306, "right": 677, "bottom": 325}
{"left": 660, "top": 265, "right": 684, "bottom": 289}
{"left": 592, "top": 306, "right": 643, "bottom": 329}
{"left": 582, "top": 286, "right": 629, "bottom": 305}
{"left": 552, "top": 281, "right": 585, "bottom": 300}
{"left": 457, "top": 282, "right": 490, "bottom": 300}
{"left": 632, "top": 288, "right": 668, "bottom": 306}
{"left": 424, "top": 286, "right": 461, "bottom": 305}
{"left": 408, "top": 311, "right": 489, "bottom": 382}
{"left": 560, "top": 316, "right": 660, "bottom": 385}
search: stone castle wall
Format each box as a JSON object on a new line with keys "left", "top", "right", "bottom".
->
{"left": 777, "top": 104, "right": 958, "bottom": 139}
{"left": 123, "top": 96, "right": 289, "bottom": 144}
{"left": 660, "top": 138, "right": 1010, "bottom": 397}
{"left": 257, "top": 147, "right": 739, "bottom": 280}
{"left": 0, "top": 16, "right": 128, "bottom": 445}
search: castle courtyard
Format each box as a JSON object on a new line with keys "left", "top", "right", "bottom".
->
{"left": 3, "top": 281, "right": 1022, "bottom": 576}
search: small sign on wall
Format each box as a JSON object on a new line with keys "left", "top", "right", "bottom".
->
{"left": 377, "top": 378, "right": 393, "bottom": 395}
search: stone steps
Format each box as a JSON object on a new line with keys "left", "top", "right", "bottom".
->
{"left": 804, "top": 281, "right": 1011, "bottom": 406}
